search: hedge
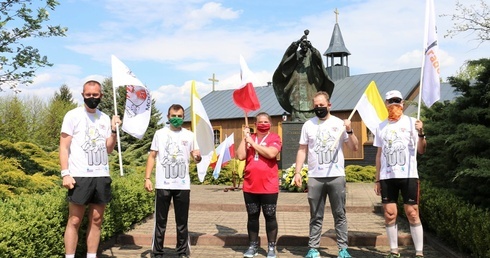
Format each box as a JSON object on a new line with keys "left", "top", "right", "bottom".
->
{"left": 0, "top": 168, "right": 154, "bottom": 258}
{"left": 420, "top": 181, "right": 490, "bottom": 257}
{"left": 1, "top": 164, "right": 489, "bottom": 257}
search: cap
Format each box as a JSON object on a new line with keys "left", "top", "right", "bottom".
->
{"left": 83, "top": 75, "right": 103, "bottom": 86}
{"left": 385, "top": 90, "right": 403, "bottom": 100}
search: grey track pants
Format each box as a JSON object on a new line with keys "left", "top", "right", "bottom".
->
{"left": 307, "top": 176, "right": 348, "bottom": 249}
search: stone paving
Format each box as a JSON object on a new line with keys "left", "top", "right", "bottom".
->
{"left": 99, "top": 183, "right": 468, "bottom": 258}
{"left": 100, "top": 245, "right": 445, "bottom": 258}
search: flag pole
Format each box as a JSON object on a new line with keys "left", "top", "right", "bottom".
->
{"left": 417, "top": 9, "right": 428, "bottom": 121}
{"left": 417, "top": 0, "right": 432, "bottom": 121}
{"left": 329, "top": 100, "right": 359, "bottom": 150}
{"left": 244, "top": 111, "right": 249, "bottom": 127}
{"left": 191, "top": 81, "right": 200, "bottom": 151}
{"left": 417, "top": 73, "right": 424, "bottom": 121}
{"left": 112, "top": 82, "right": 124, "bottom": 176}
{"left": 414, "top": 0, "right": 433, "bottom": 159}
{"left": 347, "top": 101, "right": 359, "bottom": 121}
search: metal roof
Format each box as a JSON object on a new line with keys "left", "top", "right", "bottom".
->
{"left": 184, "top": 68, "right": 459, "bottom": 121}
{"left": 184, "top": 84, "right": 285, "bottom": 121}
{"left": 324, "top": 23, "right": 351, "bottom": 56}
{"left": 332, "top": 67, "right": 421, "bottom": 111}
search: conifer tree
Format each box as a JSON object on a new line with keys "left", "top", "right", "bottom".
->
{"left": 419, "top": 58, "right": 490, "bottom": 208}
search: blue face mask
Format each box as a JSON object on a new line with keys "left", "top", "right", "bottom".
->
{"left": 169, "top": 117, "right": 184, "bottom": 128}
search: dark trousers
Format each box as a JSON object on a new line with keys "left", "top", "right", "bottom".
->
{"left": 243, "top": 192, "right": 279, "bottom": 243}
{"left": 152, "top": 189, "right": 190, "bottom": 256}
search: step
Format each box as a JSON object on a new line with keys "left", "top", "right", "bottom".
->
{"left": 114, "top": 209, "right": 413, "bottom": 247}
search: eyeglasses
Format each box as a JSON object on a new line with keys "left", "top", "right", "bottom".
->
{"left": 387, "top": 98, "right": 402, "bottom": 104}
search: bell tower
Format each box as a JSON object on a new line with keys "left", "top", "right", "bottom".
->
{"left": 324, "top": 8, "right": 351, "bottom": 81}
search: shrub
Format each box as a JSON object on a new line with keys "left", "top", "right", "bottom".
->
{"left": 0, "top": 141, "right": 59, "bottom": 176}
{"left": 280, "top": 163, "right": 308, "bottom": 192}
{"left": 420, "top": 181, "right": 490, "bottom": 257}
{"left": 345, "top": 165, "right": 376, "bottom": 182}
{"left": 0, "top": 187, "right": 66, "bottom": 257}
{"left": 0, "top": 156, "right": 58, "bottom": 199}
{"left": 189, "top": 159, "right": 237, "bottom": 186}
{"left": 280, "top": 164, "right": 376, "bottom": 192}
{"left": 0, "top": 166, "right": 154, "bottom": 258}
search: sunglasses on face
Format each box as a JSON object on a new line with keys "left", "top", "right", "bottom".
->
{"left": 387, "top": 98, "right": 402, "bottom": 104}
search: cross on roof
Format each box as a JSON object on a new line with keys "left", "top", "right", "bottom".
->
{"left": 208, "top": 73, "right": 219, "bottom": 91}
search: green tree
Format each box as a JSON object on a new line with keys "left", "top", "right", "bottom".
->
{"left": 419, "top": 58, "right": 490, "bottom": 208}
{"left": 0, "top": 95, "right": 48, "bottom": 144}
{"left": 22, "top": 95, "right": 46, "bottom": 143}
{"left": 53, "top": 84, "right": 74, "bottom": 102}
{"left": 454, "top": 60, "right": 486, "bottom": 81}
{"left": 0, "top": 0, "right": 67, "bottom": 92}
{"left": 443, "top": 0, "right": 490, "bottom": 43}
{"left": 0, "top": 96, "right": 28, "bottom": 142}
{"left": 35, "top": 85, "right": 77, "bottom": 150}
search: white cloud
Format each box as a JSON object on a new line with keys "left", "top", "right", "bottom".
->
{"left": 183, "top": 2, "right": 241, "bottom": 30}
{"left": 13, "top": 0, "right": 490, "bottom": 115}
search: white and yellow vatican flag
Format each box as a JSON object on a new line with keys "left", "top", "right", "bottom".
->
{"left": 191, "top": 81, "right": 216, "bottom": 182}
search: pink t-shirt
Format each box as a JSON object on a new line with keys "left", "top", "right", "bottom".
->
{"left": 242, "top": 132, "right": 282, "bottom": 194}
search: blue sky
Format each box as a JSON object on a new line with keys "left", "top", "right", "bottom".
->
{"left": 13, "top": 0, "right": 490, "bottom": 116}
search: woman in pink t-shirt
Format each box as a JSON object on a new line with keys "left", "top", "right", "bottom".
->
{"left": 236, "top": 112, "right": 282, "bottom": 258}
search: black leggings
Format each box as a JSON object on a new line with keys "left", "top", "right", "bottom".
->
{"left": 243, "top": 192, "right": 278, "bottom": 243}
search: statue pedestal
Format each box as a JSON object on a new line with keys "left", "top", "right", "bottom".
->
{"left": 279, "top": 121, "right": 305, "bottom": 169}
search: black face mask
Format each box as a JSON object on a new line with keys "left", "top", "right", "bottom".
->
{"left": 313, "top": 106, "right": 328, "bottom": 118}
{"left": 84, "top": 97, "right": 101, "bottom": 109}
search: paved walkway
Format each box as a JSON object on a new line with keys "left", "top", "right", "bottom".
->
{"left": 100, "top": 183, "right": 466, "bottom": 258}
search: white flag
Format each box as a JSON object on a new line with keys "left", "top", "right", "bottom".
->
{"left": 421, "top": 0, "right": 441, "bottom": 107}
{"left": 191, "top": 81, "right": 216, "bottom": 182}
{"left": 111, "top": 55, "right": 151, "bottom": 139}
{"left": 212, "top": 133, "right": 235, "bottom": 179}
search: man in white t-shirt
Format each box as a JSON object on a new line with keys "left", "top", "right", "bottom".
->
{"left": 293, "top": 91, "right": 359, "bottom": 258}
{"left": 144, "top": 104, "right": 202, "bottom": 258}
{"left": 59, "top": 79, "right": 121, "bottom": 258}
{"left": 374, "top": 90, "right": 427, "bottom": 258}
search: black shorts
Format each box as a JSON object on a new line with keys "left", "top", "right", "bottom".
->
{"left": 67, "top": 177, "right": 112, "bottom": 205}
{"left": 380, "top": 178, "right": 420, "bottom": 205}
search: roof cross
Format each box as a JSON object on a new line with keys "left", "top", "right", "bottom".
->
{"left": 208, "top": 73, "right": 219, "bottom": 91}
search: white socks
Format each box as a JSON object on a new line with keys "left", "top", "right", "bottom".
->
{"left": 385, "top": 223, "right": 399, "bottom": 254}
{"left": 65, "top": 255, "right": 75, "bottom": 258}
{"left": 410, "top": 223, "right": 424, "bottom": 255}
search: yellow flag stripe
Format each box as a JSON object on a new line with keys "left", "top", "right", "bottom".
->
{"left": 364, "top": 81, "right": 388, "bottom": 121}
